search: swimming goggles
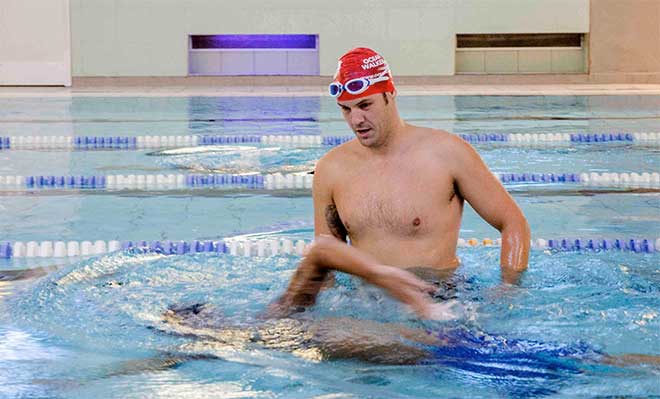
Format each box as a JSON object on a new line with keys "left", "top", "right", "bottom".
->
{"left": 328, "top": 73, "right": 390, "bottom": 97}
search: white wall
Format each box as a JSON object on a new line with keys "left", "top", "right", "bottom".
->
{"left": 455, "top": 0, "right": 589, "bottom": 33}
{"left": 67, "top": 0, "right": 587, "bottom": 77}
{"left": 0, "top": 0, "right": 71, "bottom": 86}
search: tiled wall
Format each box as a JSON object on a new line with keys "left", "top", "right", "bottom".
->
{"left": 189, "top": 50, "right": 319, "bottom": 76}
{"left": 456, "top": 48, "right": 586, "bottom": 74}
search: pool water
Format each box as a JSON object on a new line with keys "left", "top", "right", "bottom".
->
{"left": 2, "top": 250, "right": 658, "bottom": 398}
{"left": 0, "top": 95, "right": 659, "bottom": 398}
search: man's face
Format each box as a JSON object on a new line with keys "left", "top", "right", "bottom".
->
{"left": 337, "top": 93, "right": 391, "bottom": 148}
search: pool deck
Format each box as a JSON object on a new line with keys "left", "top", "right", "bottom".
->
{"left": 1, "top": 81, "right": 660, "bottom": 97}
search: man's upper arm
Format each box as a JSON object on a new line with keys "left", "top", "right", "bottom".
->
{"left": 312, "top": 156, "right": 347, "bottom": 241}
{"left": 450, "top": 137, "right": 525, "bottom": 231}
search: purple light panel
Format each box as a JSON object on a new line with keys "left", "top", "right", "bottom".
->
{"left": 191, "top": 34, "right": 317, "bottom": 49}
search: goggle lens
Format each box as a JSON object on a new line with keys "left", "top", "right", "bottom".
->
{"left": 329, "top": 83, "right": 341, "bottom": 97}
{"left": 346, "top": 79, "right": 367, "bottom": 94}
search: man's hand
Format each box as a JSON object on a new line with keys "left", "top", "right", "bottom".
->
{"left": 368, "top": 265, "right": 438, "bottom": 318}
{"left": 265, "top": 256, "right": 329, "bottom": 318}
{"left": 367, "top": 265, "right": 461, "bottom": 320}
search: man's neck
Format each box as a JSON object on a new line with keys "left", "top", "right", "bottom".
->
{"left": 367, "top": 118, "right": 408, "bottom": 157}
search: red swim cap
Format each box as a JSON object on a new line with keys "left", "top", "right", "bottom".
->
{"left": 331, "top": 47, "right": 396, "bottom": 102}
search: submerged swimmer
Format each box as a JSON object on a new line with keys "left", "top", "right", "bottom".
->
{"left": 153, "top": 238, "right": 658, "bottom": 372}
{"left": 155, "top": 302, "right": 660, "bottom": 391}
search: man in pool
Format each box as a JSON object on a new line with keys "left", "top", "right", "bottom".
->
{"left": 272, "top": 47, "right": 530, "bottom": 318}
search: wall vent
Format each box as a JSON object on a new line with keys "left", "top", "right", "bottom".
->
{"left": 188, "top": 34, "right": 319, "bottom": 76}
{"left": 455, "top": 33, "right": 587, "bottom": 74}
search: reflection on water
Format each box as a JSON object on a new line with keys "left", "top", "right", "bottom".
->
{"left": 148, "top": 145, "right": 321, "bottom": 175}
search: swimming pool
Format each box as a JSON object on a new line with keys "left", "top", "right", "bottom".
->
{"left": 1, "top": 94, "right": 658, "bottom": 398}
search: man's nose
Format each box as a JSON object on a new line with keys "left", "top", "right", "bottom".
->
{"left": 349, "top": 109, "right": 365, "bottom": 125}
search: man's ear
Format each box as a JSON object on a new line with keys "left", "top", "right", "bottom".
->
{"left": 383, "top": 91, "right": 396, "bottom": 105}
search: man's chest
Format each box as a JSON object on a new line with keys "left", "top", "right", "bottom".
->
{"left": 332, "top": 166, "right": 457, "bottom": 237}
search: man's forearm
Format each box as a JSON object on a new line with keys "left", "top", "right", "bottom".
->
{"left": 270, "top": 235, "right": 437, "bottom": 318}
{"left": 267, "top": 236, "right": 383, "bottom": 316}
{"left": 500, "top": 219, "right": 530, "bottom": 284}
{"left": 308, "top": 235, "right": 383, "bottom": 282}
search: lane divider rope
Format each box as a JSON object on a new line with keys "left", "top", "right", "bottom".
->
{"left": 0, "top": 237, "right": 657, "bottom": 259}
{"left": 0, "top": 172, "right": 658, "bottom": 191}
{"left": 0, "top": 173, "right": 304, "bottom": 190}
{"left": 1, "top": 132, "right": 659, "bottom": 150}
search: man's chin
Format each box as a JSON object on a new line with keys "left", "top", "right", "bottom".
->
{"left": 355, "top": 132, "right": 375, "bottom": 145}
{"left": 356, "top": 136, "right": 374, "bottom": 147}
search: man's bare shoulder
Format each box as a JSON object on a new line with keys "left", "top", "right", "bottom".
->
{"left": 410, "top": 126, "right": 469, "bottom": 154}
{"left": 413, "top": 127, "right": 487, "bottom": 179}
{"left": 314, "top": 138, "right": 360, "bottom": 175}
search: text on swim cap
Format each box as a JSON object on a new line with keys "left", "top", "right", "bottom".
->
{"left": 362, "top": 55, "right": 384, "bottom": 70}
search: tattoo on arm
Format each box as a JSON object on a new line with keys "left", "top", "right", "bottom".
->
{"left": 325, "top": 204, "right": 347, "bottom": 241}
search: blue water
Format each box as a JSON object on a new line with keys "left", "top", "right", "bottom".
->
{"left": 2, "top": 250, "right": 658, "bottom": 398}
{"left": 0, "top": 95, "right": 659, "bottom": 398}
